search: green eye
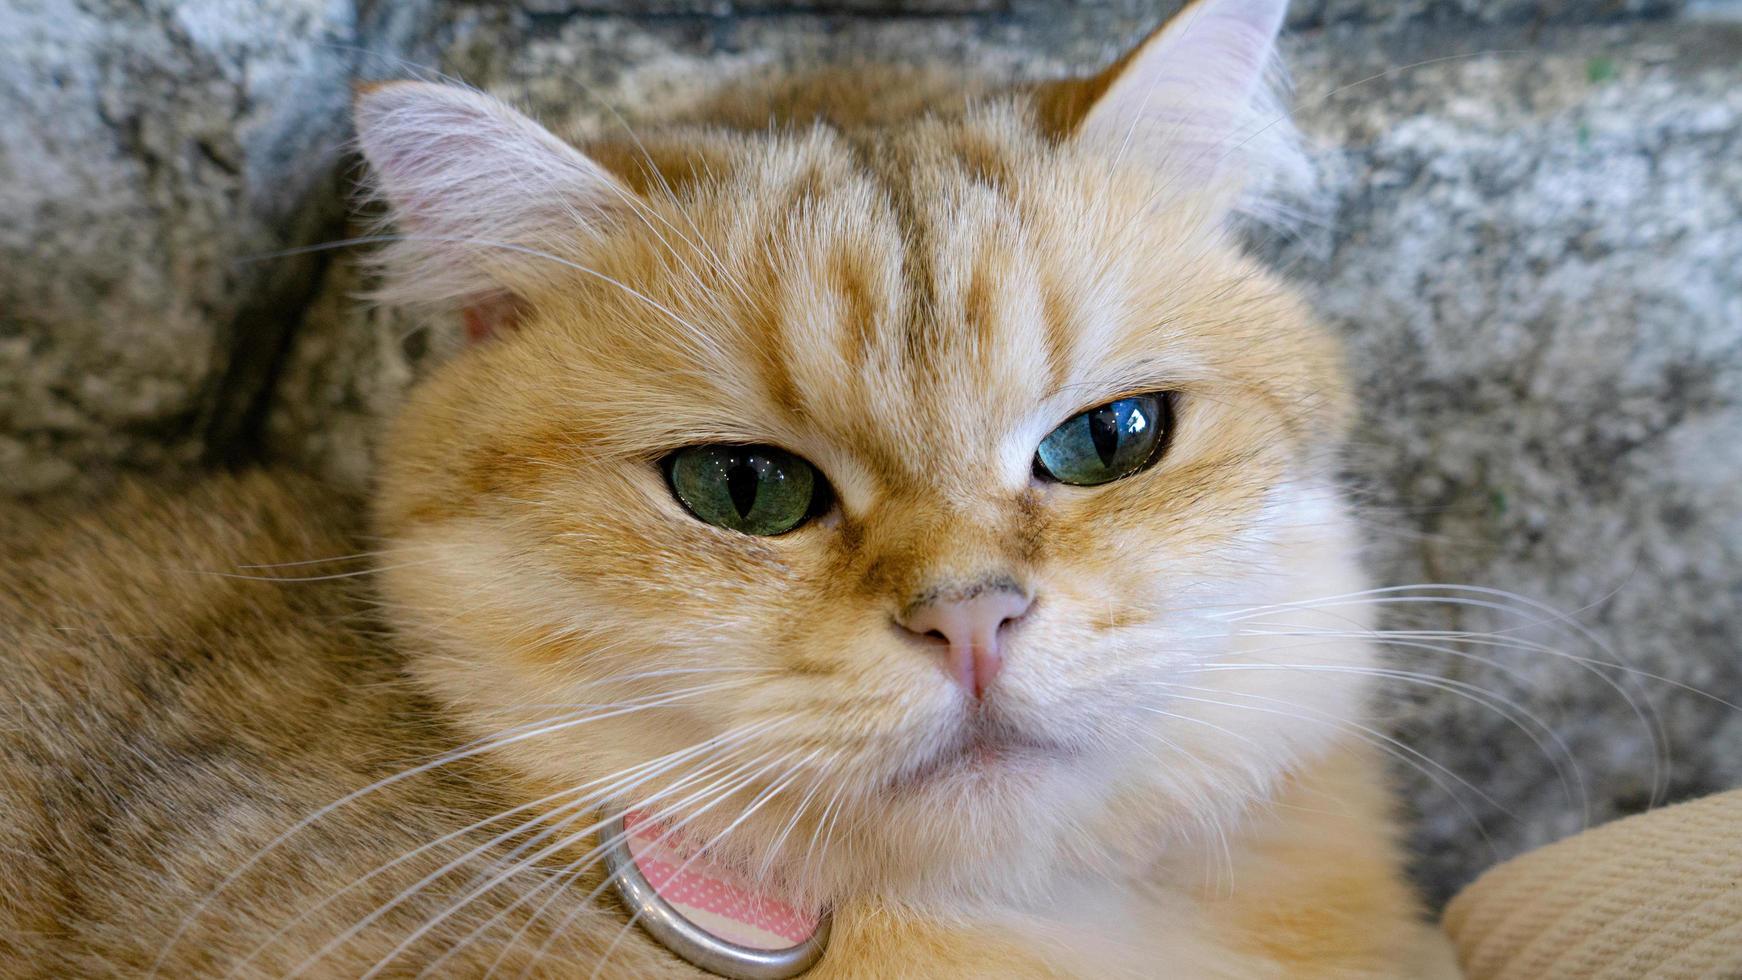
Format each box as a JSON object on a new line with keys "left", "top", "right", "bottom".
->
{"left": 665, "top": 445, "right": 825, "bottom": 536}
{"left": 1034, "top": 394, "right": 1170, "bottom": 486}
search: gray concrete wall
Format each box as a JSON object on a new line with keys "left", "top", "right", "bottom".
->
{"left": 4, "top": 0, "right": 1740, "bottom": 903}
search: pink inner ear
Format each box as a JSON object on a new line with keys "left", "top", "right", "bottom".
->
{"left": 462, "top": 293, "right": 521, "bottom": 343}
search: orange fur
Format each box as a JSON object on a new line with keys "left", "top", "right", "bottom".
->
{"left": 0, "top": 2, "right": 1456, "bottom": 975}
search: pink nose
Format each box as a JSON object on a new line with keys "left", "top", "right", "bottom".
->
{"left": 899, "top": 589, "right": 1032, "bottom": 698}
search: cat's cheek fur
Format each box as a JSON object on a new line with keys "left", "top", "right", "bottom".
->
{"left": 381, "top": 473, "right": 1375, "bottom": 907}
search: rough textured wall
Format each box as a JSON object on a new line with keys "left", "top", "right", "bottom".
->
{"left": 1277, "top": 22, "right": 1742, "bottom": 898}
{"left": 4, "top": 0, "right": 1740, "bottom": 905}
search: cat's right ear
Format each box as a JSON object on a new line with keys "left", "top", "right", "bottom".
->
{"left": 353, "top": 81, "right": 636, "bottom": 339}
{"left": 1036, "top": 0, "right": 1305, "bottom": 222}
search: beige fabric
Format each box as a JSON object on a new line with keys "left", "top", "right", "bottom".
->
{"left": 1444, "top": 789, "right": 1742, "bottom": 979}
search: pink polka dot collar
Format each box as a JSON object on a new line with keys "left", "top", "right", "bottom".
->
{"left": 601, "top": 805, "right": 830, "bottom": 979}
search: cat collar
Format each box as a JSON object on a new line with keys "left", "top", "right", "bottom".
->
{"left": 600, "top": 804, "right": 830, "bottom": 979}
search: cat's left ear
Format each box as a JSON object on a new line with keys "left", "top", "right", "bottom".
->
{"left": 1040, "top": 0, "right": 1305, "bottom": 220}
{"left": 353, "top": 81, "right": 637, "bottom": 339}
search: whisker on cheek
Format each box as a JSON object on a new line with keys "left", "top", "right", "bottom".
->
{"left": 160, "top": 683, "right": 760, "bottom": 973}
{"left": 1176, "top": 662, "right": 1588, "bottom": 823}
{"left": 428, "top": 751, "right": 767, "bottom": 978}
{"left": 584, "top": 745, "right": 825, "bottom": 980}
{"left": 352, "top": 725, "right": 794, "bottom": 979}
{"left": 1147, "top": 683, "right": 1505, "bottom": 855}
{"left": 515, "top": 743, "right": 812, "bottom": 978}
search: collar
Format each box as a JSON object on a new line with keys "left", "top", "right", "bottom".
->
{"left": 601, "top": 804, "right": 831, "bottom": 979}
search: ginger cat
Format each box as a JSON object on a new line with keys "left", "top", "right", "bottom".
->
{"left": 0, "top": 0, "right": 1458, "bottom": 975}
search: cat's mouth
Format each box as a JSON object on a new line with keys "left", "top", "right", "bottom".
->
{"left": 889, "top": 715, "right": 1075, "bottom": 792}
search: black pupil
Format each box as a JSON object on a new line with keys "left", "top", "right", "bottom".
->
{"left": 1088, "top": 405, "right": 1122, "bottom": 467}
{"left": 726, "top": 460, "right": 760, "bottom": 518}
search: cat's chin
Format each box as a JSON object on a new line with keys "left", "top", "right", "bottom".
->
{"left": 778, "top": 728, "right": 1128, "bottom": 901}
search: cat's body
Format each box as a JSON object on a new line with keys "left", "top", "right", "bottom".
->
{"left": 1, "top": 2, "right": 1460, "bottom": 976}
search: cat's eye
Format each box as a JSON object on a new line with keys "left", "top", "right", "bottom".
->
{"left": 1034, "top": 393, "right": 1171, "bottom": 486}
{"left": 664, "top": 445, "right": 826, "bottom": 536}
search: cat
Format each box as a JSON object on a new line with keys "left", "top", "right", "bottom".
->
{"left": 0, "top": 0, "right": 1461, "bottom": 975}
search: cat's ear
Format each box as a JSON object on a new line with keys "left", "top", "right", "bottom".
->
{"left": 353, "top": 81, "right": 635, "bottom": 339}
{"left": 1041, "top": 0, "right": 1305, "bottom": 220}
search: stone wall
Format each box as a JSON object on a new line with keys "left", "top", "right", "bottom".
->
{"left": 4, "top": 0, "right": 1740, "bottom": 904}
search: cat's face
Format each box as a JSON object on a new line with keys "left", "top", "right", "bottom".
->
{"left": 366, "top": 0, "right": 1369, "bottom": 905}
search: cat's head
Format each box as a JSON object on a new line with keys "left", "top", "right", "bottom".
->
{"left": 363, "top": 0, "right": 1368, "bottom": 906}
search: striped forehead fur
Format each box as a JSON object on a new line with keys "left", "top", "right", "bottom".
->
{"left": 354, "top": 4, "right": 1311, "bottom": 323}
